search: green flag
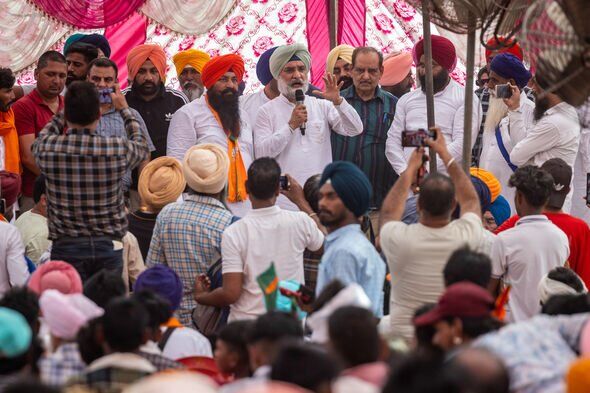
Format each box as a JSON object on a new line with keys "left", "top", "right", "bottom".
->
{"left": 257, "top": 262, "right": 278, "bottom": 311}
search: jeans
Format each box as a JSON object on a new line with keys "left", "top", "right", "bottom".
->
{"left": 51, "top": 236, "right": 123, "bottom": 282}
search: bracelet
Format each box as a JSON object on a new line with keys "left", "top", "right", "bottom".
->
{"left": 445, "top": 157, "right": 456, "bottom": 168}
{"left": 308, "top": 212, "right": 318, "bottom": 218}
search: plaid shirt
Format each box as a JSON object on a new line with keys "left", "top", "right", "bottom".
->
{"left": 39, "top": 343, "right": 85, "bottom": 387}
{"left": 32, "top": 108, "right": 149, "bottom": 240}
{"left": 146, "top": 194, "right": 233, "bottom": 325}
{"left": 137, "top": 351, "right": 184, "bottom": 372}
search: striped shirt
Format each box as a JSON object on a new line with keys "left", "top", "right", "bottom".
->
{"left": 331, "top": 86, "right": 398, "bottom": 208}
{"left": 32, "top": 108, "right": 149, "bottom": 240}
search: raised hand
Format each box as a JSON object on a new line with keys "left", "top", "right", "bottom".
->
{"left": 312, "top": 73, "right": 344, "bottom": 105}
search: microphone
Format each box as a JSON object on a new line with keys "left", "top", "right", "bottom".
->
{"left": 295, "top": 89, "right": 306, "bottom": 136}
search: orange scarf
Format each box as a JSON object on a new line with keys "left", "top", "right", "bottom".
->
{"left": 205, "top": 96, "right": 248, "bottom": 203}
{"left": 0, "top": 109, "right": 21, "bottom": 174}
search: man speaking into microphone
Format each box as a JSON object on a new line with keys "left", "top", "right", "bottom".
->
{"left": 255, "top": 43, "right": 363, "bottom": 210}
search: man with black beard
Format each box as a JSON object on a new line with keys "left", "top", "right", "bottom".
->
{"left": 168, "top": 54, "right": 254, "bottom": 217}
{"left": 64, "top": 42, "right": 99, "bottom": 87}
{"left": 386, "top": 35, "right": 481, "bottom": 175}
{"left": 326, "top": 45, "right": 355, "bottom": 91}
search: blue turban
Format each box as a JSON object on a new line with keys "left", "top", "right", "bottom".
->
{"left": 488, "top": 195, "right": 511, "bottom": 226}
{"left": 64, "top": 33, "right": 111, "bottom": 58}
{"left": 320, "top": 161, "right": 372, "bottom": 217}
{"left": 490, "top": 53, "right": 531, "bottom": 89}
{"left": 470, "top": 176, "right": 492, "bottom": 214}
{"left": 257, "top": 46, "right": 278, "bottom": 86}
{"left": 134, "top": 265, "right": 183, "bottom": 312}
{"left": 0, "top": 307, "right": 32, "bottom": 358}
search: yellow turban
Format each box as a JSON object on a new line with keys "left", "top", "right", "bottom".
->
{"left": 138, "top": 157, "right": 186, "bottom": 211}
{"left": 567, "top": 358, "right": 590, "bottom": 393}
{"left": 172, "top": 49, "right": 211, "bottom": 76}
{"left": 326, "top": 44, "right": 355, "bottom": 74}
{"left": 470, "top": 168, "right": 501, "bottom": 202}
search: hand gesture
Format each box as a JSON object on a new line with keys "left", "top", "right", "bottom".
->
{"left": 280, "top": 174, "right": 306, "bottom": 206}
{"left": 312, "top": 73, "right": 343, "bottom": 105}
{"left": 194, "top": 274, "right": 211, "bottom": 302}
{"left": 423, "top": 127, "right": 448, "bottom": 156}
{"left": 503, "top": 83, "right": 520, "bottom": 111}
{"left": 110, "top": 83, "right": 129, "bottom": 111}
{"left": 407, "top": 147, "right": 426, "bottom": 173}
{"left": 289, "top": 104, "right": 307, "bottom": 130}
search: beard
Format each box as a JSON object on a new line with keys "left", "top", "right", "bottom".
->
{"left": 182, "top": 82, "right": 204, "bottom": 101}
{"left": 66, "top": 72, "right": 86, "bottom": 87}
{"left": 419, "top": 69, "right": 449, "bottom": 93}
{"left": 277, "top": 77, "right": 310, "bottom": 101}
{"left": 338, "top": 76, "right": 353, "bottom": 90}
{"left": 534, "top": 95, "right": 550, "bottom": 121}
{"left": 133, "top": 80, "right": 159, "bottom": 96}
{"left": 484, "top": 92, "right": 509, "bottom": 132}
{"left": 0, "top": 100, "right": 14, "bottom": 112}
{"left": 207, "top": 88, "right": 240, "bottom": 135}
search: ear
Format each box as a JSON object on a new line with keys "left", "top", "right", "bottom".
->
{"left": 452, "top": 317, "right": 464, "bottom": 337}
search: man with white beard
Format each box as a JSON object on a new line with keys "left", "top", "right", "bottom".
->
{"left": 254, "top": 44, "right": 363, "bottom": 210}
{"left": 172, "top": 49, "right": 210, "bottom": 101}
{"left": 478, "top": 53, "right": 535, "bottom": 213}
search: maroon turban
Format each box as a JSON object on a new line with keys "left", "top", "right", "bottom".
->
{"left": 413, "top": 35, "right": 457, "bottom": 72}
{"left": 0, "top": 171, "right": 21, "bottom": 209}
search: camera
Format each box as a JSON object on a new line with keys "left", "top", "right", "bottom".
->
{"left": 495, "top": 84, "right": 513, "bottom": 99}
{"left": 279, "top": 175, "right": 290, "bottom": 190}
{"left": 98, "top": 88, "right": 114, "bottom": 104}
{"left": 401, "top": 129, "right": 436, "bottom": 147}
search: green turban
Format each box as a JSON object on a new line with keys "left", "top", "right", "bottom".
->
{"left": 269, "top": 43, "right": 312, "bottom": 79}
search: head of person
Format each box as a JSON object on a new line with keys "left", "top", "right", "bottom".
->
{"left": 328, "top": 306, "right": 380, "bottom": 368}
{"left": 450, "top": 348, "right": 510, "bottom": 393}
{"left": 380, "top": 51, "right": 414, "bottom": 97}
{"left": 0, "top": 287, "right": 40, "bottom": 335}
{"left": 202, "top": 54, "right": 245, "bottom": 134}
{"left": 540, "top": 158, "right": 572, "bottom": 211}
{"left": 271, "top": 341, "right": 339, "bottom": 393}
{"left": 530, "top": 75, "right": 563, "bottom": 121}
{"left": 126, "top": 44, "right": 167, "bottom": 98}
{"left": 270, "top": 44, "right": 312, "bottom": 101}
{"left": 87, "top": 57, "right": 118, "bottom": 93}
{"left": 471, "top": 176, "right": 492, "bottom": 216}
{"left": 28, "top": 260, "right": 83, "bottom": 296}
{"left": 414, "top": 282, "right": 502, "bottom": 352}
{"left": 484, "top": 36, "right": 524, "bottom": 65}
{"left": 538, "top": 266, "right": 587, "bottom": 306}
{"left": 509, "top": 165, "right": 554, "bottom": 216}
{"left": 327, "top": 44, "right": 355, "bottom": 90}
{"left": 246, "top": 311, "right": 304, "bottom": 371}
{"left": 542, "top": 293, "right": 590, "bottom": 316}
{"left": 102, "top": 297, "right": 149, "bottom": 353}
{"left": 350, "top": 47, "right": 383, "bottom": 97}
{"left": 172, "top": 49, "right": 210, "bottom": 101}
{"left": 64, "top": 81, "right": 100, "bottom": 129}
{"left": 182, "top": 144, "right": 229, "bottom": 201}
{"left": 257, "top": 46, "right": 279, "bottom": 94}
{"left": 0, "top": 171, "right": 21, "bottom": 220}
{"left": 83, "top": 269, "right": 126, "bottom": 309}
{"left": 131, "top": 290, "right": 172, "bottom": 342}
{"left": 34, "top": 51, "right": 67, "bottom": 99}
{"left": 476, "top": 67, "right": 489, "bottom": 90}
{"left": 470, "top": 168, "right": 503, "bottom": 230}
{"left": 318, "top": 161, "right": 372, "bottom": 230}
{"left": 303, "top": 174, "right": 322, "bottom": 214}
{"left": 412, "top": 303, "right": 439, "bottom": 353}
{"left": 2, "top": 381, "right": 60, "bottom": 393}
{"left": 417, "top": 173, "right": 456, "bottom": 224}
{"left": 487, "top": 194, "right": 511, "bottom": 228}
{"left": 64, "top": 42, "right": 99, "bottom": 86}
{"left": 444, "top": 247, "right": 492, "bottom": 288}
{"left": 413, "top": 35, "right": 456, "bottom": 93}
{"left": 0, "top": 307, "right": 34, "bottom": 375}
{"left": 32, "top": 174, "right": 47, "bottom": 217}
{"left": 122, "top": 371, "right": 219, "bottom": 393}
{"left": 134, "top": 265, "right": 183, "bottom": 313}
{"left": 215, "top": 320, "right": 253, "bottom": 377}
{"left": 0, "top": 68, "right": 16, "bottom": 112}
{"left": 64, "top": 33, "right": 111, "bottom": 59}
{"left": 77, "top": 317, "right": 105, "bottom": 365}
{"left": 138, "top": 156, "right": 186, "bottom": 213}
{"left": 245, "top": 157, "right": 281, "bottom": 205}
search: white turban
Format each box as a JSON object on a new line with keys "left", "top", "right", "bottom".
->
{"left": 538, "top": 273, "right": 587, "bottom": 304}
{"left": 40, "top": 290, "right": 104, "bottom": 340}
{"left": 182, "top": 144, "right": 229, "bottom": 194}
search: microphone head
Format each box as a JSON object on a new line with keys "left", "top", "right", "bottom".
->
{"left": 295, "top": 89, "right": 305, "bottom": 102}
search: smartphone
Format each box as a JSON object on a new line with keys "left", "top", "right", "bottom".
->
{"left": 401, "top": 128, "right": 436, "bottom": 147}
{"left": 279, "top": 287, "right": 301, "bottom": 299}
{"left": 279, "top": 175, "right": 290, "bottom": 190}
{"left": 98, "top": 88, "right": 114, "bottom": 104}
{"left": 298, "top": 284, "right": 315, "bottom": 304}
{"left": 495, "top": 84, "right": 512, "bottom": 99}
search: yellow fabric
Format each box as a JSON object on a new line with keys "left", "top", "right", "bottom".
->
{"left": 470, "top": 168, "right": 501, "bottom": 202}
{"left": 183, "top": 144, "right": 229, "bottom": 195}
{"left": 172, "top": 49, "right": 210, "bottom": 76}
{"left": 0, "top": 109, "right": 21, "bottom": 174}
{"left": 567, "top": 358, "right": 590, "bottom": 393}
{"left": 326, "top": 44, "right": 354, "bottom": 74}
{"left": 138, "top": 156, "right": 186, "bottom": 211}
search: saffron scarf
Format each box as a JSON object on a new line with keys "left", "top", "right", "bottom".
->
{"left": 0, "top": 109, "right": 21, "bottom": 174}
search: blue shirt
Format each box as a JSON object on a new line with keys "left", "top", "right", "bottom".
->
{"left": 316, "top": 224, "right": 386, "bottom": 316}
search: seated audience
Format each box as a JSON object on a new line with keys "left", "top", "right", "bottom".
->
{"left": 214, "top": 321, "right": 253, "bottom": 380}
{"left": 14, "top": 175, "right": 49, "bottom": 265}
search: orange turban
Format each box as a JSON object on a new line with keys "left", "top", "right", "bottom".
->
{"left": 381, "top": 52, "right": 413, "bottom": 86}
{"left": 201, "top": 54, "right": 245, "bottom": 90}
{"left": 485, "top": 36, "right": 523, "bottom": 63}
{"left": 127, "top": 44, "right": 168, "bottom": 83}
{"left": 470, "top": 168, "right": 501, "bottom": 202}
{"left": 567, "top": 358, "right": 590, "bottom": 393}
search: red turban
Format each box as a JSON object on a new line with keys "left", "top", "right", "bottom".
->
{"left": 127, "top": 44, "right": 168, "bottom": 83}
{"left": 485, "top": 36, "right": 524, "bottom": 63}
{"left": 201, "top": 54, "right": 245, "bottom": 90}
{"left": 413, "top": 35, "right": 457, "bottom": 72}
{"left": 0, "top": 171, "right": 21, "bottom": 209}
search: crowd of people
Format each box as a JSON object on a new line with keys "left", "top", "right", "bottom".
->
{"left": 1, "top": 30, "right": 590, "bottom": 393}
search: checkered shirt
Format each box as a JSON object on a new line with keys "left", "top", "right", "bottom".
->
{"left": 32, "top": 109, "right": 149, "bottom": 240}
{"left": 66, "top": 367, "right": 151, "bottom": 393}
{"left": 146, "top": 194, "right": 233, "bottom": 325}
{"left": 39, "top": 342, "right": 85, "bottom": 387}
{"left": 137, "top": 351, "right": 184, "bottom": 372}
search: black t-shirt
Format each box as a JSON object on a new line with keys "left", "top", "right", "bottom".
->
{"left": 128, "top": 210, "right": 158, "bottom": 260}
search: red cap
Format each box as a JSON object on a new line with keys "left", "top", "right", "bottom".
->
{"left": 414, "top": 282, "right": 495, "bottom": 327}
{"left": 0, "top": 171, "right": 21, "bottom": 209}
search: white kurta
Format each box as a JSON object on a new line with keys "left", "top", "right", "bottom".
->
{"left": 571, "top": 99, "right": 590, "bottom": 224}
{"left": 479, "top": 91, "right": 535, "bottom": 213}
{"left": 254, "top": 94, "right": 363, "bottom": 210}
{"left": 167, "top": 96, "right": 254, "bottom": 217}
{"left": 240, "top": 89, "right": 272, "bottom": 131}
{"left": 385, "top": 79, "right": 482, "bottom": 174}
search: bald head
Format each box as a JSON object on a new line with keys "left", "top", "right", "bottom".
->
{"left": 418, "top": 173, "right": 456, "bottom": 218}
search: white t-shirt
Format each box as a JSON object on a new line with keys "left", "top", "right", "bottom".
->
{"left": 380, "top": 212, "right": 484, "bottom": 342}
{"left": 161, "top": 325, "right": 213, "bottom": 360}
{"left": 222, "top": 205, "right": 324, "bottom": 321}
{"left": 491, "top": 215, "right": 569, "bottom": 322}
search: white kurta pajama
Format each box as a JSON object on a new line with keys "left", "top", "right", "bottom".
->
{"left": 240, "top": 89, "right": 272, "bottom": 130}
{"left": 167, "top": 96, "right": 254, "bottom": 217}
{"left": 255, "top": 94, "right": 363, "bottom": 210}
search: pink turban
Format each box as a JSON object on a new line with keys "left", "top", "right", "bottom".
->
{"left": 413, "top": 35, "right": 457, "bottom": 72}
{"left": 127, "top": 44, "right": 168, "bottom": 83}
{"left": 39, "top": 290, "right": 104, "bottom": 340}
{"left": 380, "top": 52, "right": 413, "bottom": 86}
{"left": 28, "top": 261, "right": 83, "bottom": 295}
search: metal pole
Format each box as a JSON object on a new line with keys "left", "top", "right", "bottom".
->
{"left": 462, "top": 15, "right": 476, "bottom": 173}
{"left": 421, "top": 0, "right": 436, "bottom": 173}
{"left": 329, "top": 0, "right": 338, "bottom": 49}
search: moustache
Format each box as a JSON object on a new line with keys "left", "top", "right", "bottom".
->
{"left": 221, "top": 88, "right": 237, "bottom": 95}
{"left": 289, "top": 79, "right": 304, "bottom": 87}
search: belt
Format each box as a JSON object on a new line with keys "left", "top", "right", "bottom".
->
{"left": 54, "top": 235, "right": 123, "bottom": 244}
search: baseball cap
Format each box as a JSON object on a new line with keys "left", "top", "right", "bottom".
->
{"left": 413, "top": 282, "right": 495, "bottom": 327}
{"left": 541, "top": 158, "right": 572, "bottom": 209}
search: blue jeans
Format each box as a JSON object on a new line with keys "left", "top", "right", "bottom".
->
{"left": 51, "top": 236, "right": 123, "bottom": 282}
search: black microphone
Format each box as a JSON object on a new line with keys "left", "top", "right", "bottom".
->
{"left": 295, "top": 89, "right": 306, "bottom": 136}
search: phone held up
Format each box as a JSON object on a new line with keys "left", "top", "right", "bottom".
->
{"left": 98, "top": 88, "right": 114, "bottom": 105}
{"left": 495, "top": 84, "right": 513, "bottom": 99}
{"left": 279, "top": 175, "right": 290, "bottom": 191}
{"left": 401, "top": 128, "right": 437, "bottom": 148}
